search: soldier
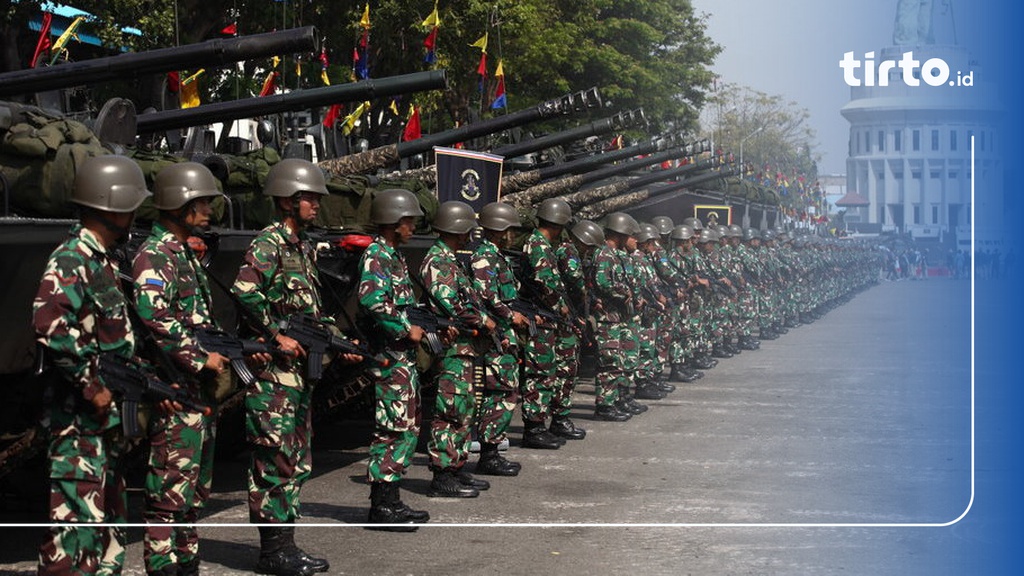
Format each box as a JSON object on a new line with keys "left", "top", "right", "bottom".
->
{"left": 518, "top": 199, "right": 574, "bottom": 449}
{"left": 132, "top": 162, "right": 229, "bottom": 576}
{"left": 419, "top": 201, "right": 495, "bottom": 497}
{"left": 632, "top": 223, "right": 673, "bottom": 397}
{"left": 33, "top": 155, "right": 150, "bottom": 576}
{"left": 356, "top": 188, "right": 430, "bottom": 530}
{"left": 471, "top": 202, "right": 530, "bottom": 476}
{"left": 232, "top": 159, "right": 336, "bottom": 575}
{"left": 551, "top": 210, "right": 589, "bottom": 442}
{"left": 590, "top": 212, "right": 644, "bottom": 421}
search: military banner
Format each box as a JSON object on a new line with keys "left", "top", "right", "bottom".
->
{"left": 694, "top": 204, "right": 732, "bottom": 227}
{"left": 434, "top": 146, "right": 504, "bottom": 213}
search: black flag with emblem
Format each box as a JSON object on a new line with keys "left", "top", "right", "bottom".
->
{"left": 434, "top": 146, "right": 504, "bottom": 213}
{"left": 694, "top": 204, "right": 732, "bottom": 227}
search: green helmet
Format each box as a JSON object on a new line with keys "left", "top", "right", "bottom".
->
{"left": 433, "top": 200, "right": 477, "bottom": 234}
{"left": 570, "top": 219, "right": 605, "bottom": 247}
{"left": 727, "top": 224, "right": 743, "bottom": 238}
{"left": 263, "top": 158, "right": 328, "bottom": 198}
{"left": 604, "top": 212, "right": 640, "bottom": 236}
{"left": 698, "top": 228, "right": 719, "bottom": 244}
{"left": 670, "top": 224, "right": 694, "bottom": 241}
{"left": 72, "top": 155, "right": 151, "bottom": 213}
{"left": 636, "top": 223, "right": 660, "bottom": 243}
{"left": 152, "top": 162, "right": 222, "bottom": 210}
{"left": 536, "top": 198, "right": 572, "bottom": 226}
{"left": 682, "top": 216, "right": 704, "bottom": 231}
{"left": 371, "top": 188, "right": 424, "bottom": 225}
{"left": 479, "top": 202, "right": 521, "bottom": 231}
{"left": 651, "top": 215, "right": 674, "bottom": 235}
{"left": 742, "top": 227, "right": 760, "bottom": 242}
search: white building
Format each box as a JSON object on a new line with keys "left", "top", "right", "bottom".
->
{"left": 840, "top": 44, "right": 1002, "bottom": 250}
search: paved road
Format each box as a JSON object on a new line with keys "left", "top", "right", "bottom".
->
{"left": 1, "top": 278, "right": 979, "bottom": 575}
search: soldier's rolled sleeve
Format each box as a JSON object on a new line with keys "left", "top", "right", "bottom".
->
{"left": 233, "top": 237, "right": 279, "bottom": 334}
{"left": 358, "top": 250, "right": 412, "bottom": 341}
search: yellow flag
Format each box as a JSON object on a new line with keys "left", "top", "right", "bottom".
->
{"left": 470, "top": 33, "right": 488, "bottom": 53}
{"left": 295, "top": 60, "right": 302, "bottom": 77}
{"left": 271, "top": 55, "right": 281, "bottom": 68}
{"left": 321, "top": 70, "right": 331, "bottom": 86}
{"left": 342, "top": 101, "right": 371, "bottom": 135}
{"left": 421, "top": 2, "right": 440, "bottom": 27}
{"left": 360, "top": 3, "right": 371, "bottom": 29}
{"left": 495, "top": 60, "right": 504, "bottom": 77}
{"left": 179, "top": 69, "right": 205, "bottom": 109}
{"left": 389, "top": 99, "right": 400, "bottom": 116}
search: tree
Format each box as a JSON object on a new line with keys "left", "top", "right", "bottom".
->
{"left": 703, "top": 82, "right": 819, "bottom": 181}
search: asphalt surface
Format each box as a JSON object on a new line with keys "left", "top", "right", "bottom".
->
{"left": 1, "top": 277, "right": 977, "bottom": 575}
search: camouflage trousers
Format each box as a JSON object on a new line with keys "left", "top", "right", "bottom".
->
{"left": 245, "top": 374, "right": 314, "bottom": 523}
{"left": 367, "top": 349, "right": 421, "bottom": 483}
{"left": 636, "top": 313, "right": 662, "bottom": 382}
{"left": 668, "top": 301, "right": 693, "bottom": 366}
{"left": 594, "top": 321, "right": 638, "bottom": 407}
{"left": 521, "top": 324, "right": 557, "bottom": 424}
{"left": 476, "top": 347, "right": 519, "bottom": 445}
{"left": 689, "top": 295, "right": 714, "bottom": 356}
{"left": 735, "top": 289, "right": 757, "bottom": 337}
{"left": 550, "top": 327, "right": 580, "bottom": 419}
{"left": 427, "top": 354, "right": 478, "bottom": 472}
{"left": 143, "top": 407, "right": 213, "bottom": 571}
{"left": 38, "top": 411, "right": 127, "bottom": 576}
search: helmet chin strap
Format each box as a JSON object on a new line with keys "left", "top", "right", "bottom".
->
{"left": 92, "top": 211, "right": 133, "bottom": 247}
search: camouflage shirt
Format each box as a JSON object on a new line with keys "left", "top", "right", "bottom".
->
{"left": 33, "top": 224, "right": 136, "bottom": 426}
{"left": 132, "top": 222, "right": 217, "bottom": 379}
{"left": 357, "top": 237, "right": 416, "bottom": 346}
{"left": 521, "top": 229, "right": 568, "bottom": 313}
{"left": 590, "top": 245, "right": 634, "bottom": 323}
{"left": 233, "top": 221, "right": 323, "bottom": 334}
{"left": 471, "top": 238, "right": 519, "bottom": 346}
{"left": 554, "top": 238, "right": 586, "bottom": 312}
{"left": 420, "top": 239, "right": 491, "bottom": 357}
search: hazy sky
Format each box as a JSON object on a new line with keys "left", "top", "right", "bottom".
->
{"left": 689, "top": 0, "right": 989, "bottom": 174}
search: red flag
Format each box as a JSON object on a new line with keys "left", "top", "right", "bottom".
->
{"left": 323, "top": 103, "right": 344, "bottom": 127}
{"left": 402, "top": 106, "right": 421, "bottom": 141}
{"left": 166, "top": 71, "right": 180, "bottom": 93}
{"left": 259, "top": 71, "right": 279, "bottom": 97}
{"left": 423, "top": 26, "right": 438, "bottom": 63}
{"left": 220, "top": 22, "right": 237, "bottom": 36}
{"left": 30, "top": 12, "right": 53, "bottom": 68}
{"left": 476, "top": 52, "right": 487, "bottom": 77}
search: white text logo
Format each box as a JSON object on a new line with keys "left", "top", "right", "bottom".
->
{"left": 840, "top": 51, "right": 973, "bottom": 87}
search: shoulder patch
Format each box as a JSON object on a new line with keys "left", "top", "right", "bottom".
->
{"left": 145, "top": 278, "right": 165, "bottom": 288}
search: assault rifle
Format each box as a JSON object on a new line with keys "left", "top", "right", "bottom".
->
{"left": 278, "top": 314, "right": 392, "bottom": 380}
{"left": 405, "top": 305, "right": 480, "bottom": 356}
{"left": 195, "top": 328, "right": 288, "bottom": 386}
{"left": 507, "top": 298, "right": 560, "bottom": 337}
{"left": 97, "top": 353, "right": 211, "bottom": 438}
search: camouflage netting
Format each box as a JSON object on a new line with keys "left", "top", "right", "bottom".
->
{"left": 1, "top": 103, "right": 109, "bottom": 217}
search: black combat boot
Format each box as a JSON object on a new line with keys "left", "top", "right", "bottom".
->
{"left": 147, "top": 565, "right": 180, "bottom": 576}
{"left": 759, "top": 327, "right": 778, "bottom": 340}
{"left": 367, "top": 482, "right": 426, "bottom": 532}
{"left": 550, "top": 416, "right": 587, "bottom": 440}
{"left": 521, "top": 421, "right": 562, "bottom": 449}
{"left": 593, "top": 404, "right": 631, "bottom": 421}
{"left": 280, "top": 526, "right": 329, "bottom": 573}
{"left": 178, "top": 558, "right": 200, "bottom": 576}
{"left": 455, "top": 469, "right": 490, "bottom": 491}
{"left": 711, "top": 344, "right": 733, "bottom": 359}
{"left": 669, "top": 364, "right": 689, "bottom": 381}
{"left": 429, "top": 469, "right": 480, "bottom": 498}
{"left": 737, "top": 335, "right": 760, "bottom": 350}
{"left": 634, "top": 381, "right": 667, "bottom": 400}
{"left": 655, "top": 380, "right": 676, "bottom": 393}
{"left": 476, "top": 442, "right": 520, "bottom": 476}
{"left": 256, "top": 526, "right": 315, "bottom": 576}
{"left": 616, "top": 390, "right": 647, "bottom": 415}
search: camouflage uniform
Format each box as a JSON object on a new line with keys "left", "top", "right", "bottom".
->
{"left": 470, "top": 238, "right": 520, "bottom": 446}
{"left": 420, "top": 239, "right": 491, "bottom": 473}
{"left": 357, "top": 237, "right": 421, "bottom": 483}
{"left": 647, "top": 244, "right": 684, "bottom": 373}
{"left": 520, "top": 229, "right": 568, "bottom": 425}
{"left": 590, "top": 244, "right": 638, "bottom": 407}
{"left": 132, "top": 222, "right": 217, "bottom": 572}
{"left": 632, "top": 250, "right": 664, "bottom": 384}
{"left": 33, "top": 224, "right": 133, "bottom": 576}
{"left": 552, "top": 238, "right": 584, "bottom": 420}
{"left": 232, "top": 221, "right": 322, "bottom": 524}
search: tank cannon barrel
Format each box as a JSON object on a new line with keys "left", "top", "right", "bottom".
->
{"left": 320, "top": 87, "right": 602, "bottom": 175}
{"left": 491, "top": 108, "right": 644, "bottom": 160}
{"left": 0, "top": 26, "right": 319, "bottom": 98}
{"left": 136, "top": 70, "right": 448, "bottom": 133}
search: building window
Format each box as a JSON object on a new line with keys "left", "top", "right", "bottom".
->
{"left": 950, "top": 130, "right": 958, "bottom": 151}
{"left": 894, "top": 130, "right": 902, "bottom": 152}
{"left": 932, "top": 205, "right": 939, "bottom": 224}
{"left": 912, "top": 130, "right": 920, "bottom": 151}
{"left": 878, "top": 130, "right": 885, "bottom": 152}
{"left": 856, "top": 132, "right": 861, "bottom": 154}
{"left": 930, "top": 170, "right": 941, "bottom": 179}
{"left": 931, "top": 130, "right": 939, "bottom": 151}
{"left": 866, "top": 131, "right": 871, "bottom": 153}
{"left": 913, "top": 205, "right": 921, "bottom": 224}
{"left": 893, "top": 171, "right": 903, "bottom": 180}
{"left": 912, "top": 171, "right": 922, "bottom": 179}
{"left": 949, "top": 171, "right": 958, "bottom": 179}
{"left": 980, "top": 131, "right": 986, "bottom": 151}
